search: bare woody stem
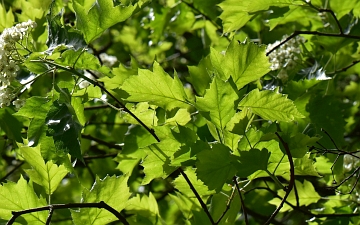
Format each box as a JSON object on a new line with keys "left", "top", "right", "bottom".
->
{"left": 178, "top": 168, "right": 215, "bottom": 225}
{"left": 264, "top": 132, "right": 295, "bottom": 225}
{"left": 7, "top": 201, "right": 129, "bottom": 225}
{"left": 30, "top": 59, "right": 160, "bottom": 142}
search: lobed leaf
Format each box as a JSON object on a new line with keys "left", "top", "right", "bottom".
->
{"left": 238, "top": 89, "right": 304, "bottom": 122}
{"left": 72, "top": 175, "right": 131, "bottom": 225}
{"left": 73, "top": 0, "right": 136, "bottom": 43}
{"left": 20, "top": 145, "right": 69, "bottom": 195}
{"left": 121, "top": 62, "right": 191, "bottom": 110}
{"left": 0, "top": 176, "right": 47, "bottom": 224}
{"left": 196, "top": 76, "right": 238, "bottom": 133}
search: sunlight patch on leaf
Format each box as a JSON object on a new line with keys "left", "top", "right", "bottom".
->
{"left": 0, "top": 176, "right": 47, "bottom": 223}
{"left": 121, "top": 62, "right": 191, "bottom": 110}
{"left": 269, "top": 180, "right": 321, "bottom": 212}
{"left": 238, "top": 89, "right": 304, "bottom": 122}
{"left": 73, "top": 0, "right": 136, "bottom": 43}
{"left": 72, "top": 175, "right": 131, "bottom": 225}
{"left": 20, "top": 145, "right": 69, "bottom": 195}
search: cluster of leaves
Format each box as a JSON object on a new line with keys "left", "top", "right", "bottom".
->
{"left": 0, "top": 0, "right": 360, "bottom": 224}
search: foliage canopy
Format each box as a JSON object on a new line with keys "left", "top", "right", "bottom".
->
{"left": 0, "top": 0, "right": 360, "bottom": 224}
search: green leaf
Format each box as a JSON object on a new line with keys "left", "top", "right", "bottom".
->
{"left": 238, "top": 89, "right": 304, "bottom": 122}
{"left": 237, "top": 148, "right": 271, "bottom": 177}
{"left": 15, "top": 97, "right": 52, "bottom": 119}
{"left": 174, "top": 167, "right": 215, "bottom": 199}
{"left": 282, "top": 133, "right": 319, "bottom": 158}
{"left": 330, "top": 0, "right": 357, "bottom": 19}
{"left": 196, "top": 144, "right": 237, "bottom": 192}
{"left": 206, "top": 40, "right": 271, "bottom": 89}
{"left": 0, "top": 108, "right": 23, "bottom": 143}
{"left": 268, "top": 5, "right": 321, "bottom": 31}
{"left": 141, "top": 126, "right": 180, "bottom": 185}
{"left": 269, "top": 180, "right": 321, "bottom": 212}
{"left": 121, "top": 62, "right": 190, "bottom": 110}
{"left": 115, "top": 126, "right": 156, "bottom": 175}
{"left": 45, "top": 100, "right": 83, "bottom": 160}
{"left": 125, "top": 193, "right": 161, "bottom": 224}
{"left": 0, "top": 4, "right": 14, "bottom": 32}
{"left": 196, "top": 76, "right": 238, "bottom": 136}
{"left": 73, "top": 0, "right": 136, "bottom": 43}
{"left": 72, "top": 175, "right": 131, "bottom": 225}
{"left": 0, "top": 176, "right": 47, "bottom": 223}
{"left": 20, "top": 145, "right": 69, "bottom": 195}
{"left": 218, "top": 0, "right": 295, "bottom": 32}
{"left": 46, "top": 6, "right": 86, "bottom": 52}
{"left": 56, "top": 49, "right": 110, "bottom": 75}
{"left": 187, "top": 57, "right": 213, "bottom": 96}
{"left": 307, "top": 95, "right": 346, "bottom": 148}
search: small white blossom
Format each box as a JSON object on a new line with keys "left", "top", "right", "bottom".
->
{"left": 0, "top": 20, "right": 36, "bottom": 109}
{"left": 266, "top": 35, "right": 305, "bottom": 71}
{"left": 12, "top": 98, "right": 25, "bottom": 110}
{"left": 99, "top": 53, "right": 117, "bottom": 67}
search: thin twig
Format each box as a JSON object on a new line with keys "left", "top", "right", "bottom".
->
{"left": 215, "top": 179, "right": 237, "bottom": 224}
{"left": 233, "top": 177, "right": 248, "bottom": 225}
{"left": 178, "top": 168, "right": 215, "bottom": 225}
{"left": 247, "top": 186, "right": 360, "bottom": 219}
{"left": 264, "top": 133, "right": 295, "bottom": 225}
{"left": 266, "top": 31, "right": 360, "bottom": 56}
{"left": 30, "top": 59, "right": 160, "bottom": 142}
{"left": 83, "top": 153, "right": 118, "bottom": 160}
{"left": 81, "top": 134, "right": 123, "bottom": 150}
{"left": 327, "top": 60, "right": 360, "bottom": 75}
{"left": 45, "top": 206, "right": 54, "bottom": 225}
{"left": 7, "top": 201, "right": 129, "bottom": 225}
{"left": 305, "top": 1, "right": 343, "bottom": 34}
{"left": 0, "top": 161, "right": 25, "bottom": 183}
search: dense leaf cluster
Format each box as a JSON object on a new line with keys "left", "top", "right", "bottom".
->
{"left": 0, "top": 0, "right": 360, "bottom": 224}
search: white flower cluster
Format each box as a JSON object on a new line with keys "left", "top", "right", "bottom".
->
{"left": 266, "top": 35, "right": 305, "bottom": 81}
{"left": 0, "top": 20, "right": 36, "bottom": 109}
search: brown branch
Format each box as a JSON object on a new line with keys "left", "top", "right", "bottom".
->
{"left": 264, "top": 133, "right": 295, "bottom": 225}
{"left": 31, "top": 59, "right": 160, "bottom": 142}
{"left": 7, "top": 201, "right": 129, "bottom": 225}
{"left": 81, "top": 134, "right": 123, "bottom": 150}
{"left": 178, "top": 168, "right": 215, "bottom": 225}
{"left": 266, "top": 31, "right": 360, "bottom": 56}
{"left": 327, "top": 60, "right": 360, "bottom": 75}
{"left": 0, "top": 161, "right": 24, "bottom": 183}
{"left": 233, "top": 177, "right": 249, "bottom": 225}
{"left": 215, "top": 178, "right": 237, "bottom": 224}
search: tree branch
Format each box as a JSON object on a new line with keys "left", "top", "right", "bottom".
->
{"left": 266, "top": 31, "right": 360, "bottom": 56}
{"left": 7, "top": 201, "right": 129, "bottom": 225}
{"left": 178, "top": 168, "right": 215, "bottom": 225}
{"left": 264, "top": 133, "right": 295, "bottom": 225}
{"left": 233, "top": 177, "right": 249, "bottom": 225}
{"left": 30, "top": 59, "right": 160, "bottom": 142}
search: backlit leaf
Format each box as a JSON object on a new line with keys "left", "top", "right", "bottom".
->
{"left": 20, "top": 145, "right": 69, "bottom": 195}
{"left": 121, "top": 62, "right": 191, "bottom": 110}
{"left": 72, "top": 175, "right": 131, "bottom": 225}
{"left": 0, "top": 176, "right": 47, "bottom": 223}
{"left": 196, "top": 144, "right": 237, "bottom": 192}
{"left": 238, "top": 89, "right": 304, "bottom": 122}
{"left": 196, "top": 76, "right": 238, "bottom": 134}
{"left": 73, "top": 0, "right": 136, "bottom": 43}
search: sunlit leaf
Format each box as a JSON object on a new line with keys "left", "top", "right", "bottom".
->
{"left": 20, "top": 145, "right": 69, "bottom": 195}
{"left": 121, "top": 62, "right": 191, "bottom": 110}
{"left": 196, "top": 76, "right": 238, "bottom": 134}
{"left": 269, "top": 180, "right": 321, "bottom": 212}
{"left": 73, "top": 0, "right": 136, "bottom": 43}
{"left": 196, "top": 144, "right": 237, "bottom": 192}
{"left": 0, "top": 176, "right": 47, "bottom": 223}
{"left": 72, "top": 175, "right": 131, "bottom": 224}
{"left": 238, "top": 89, "right": 304, "bottom": 122}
